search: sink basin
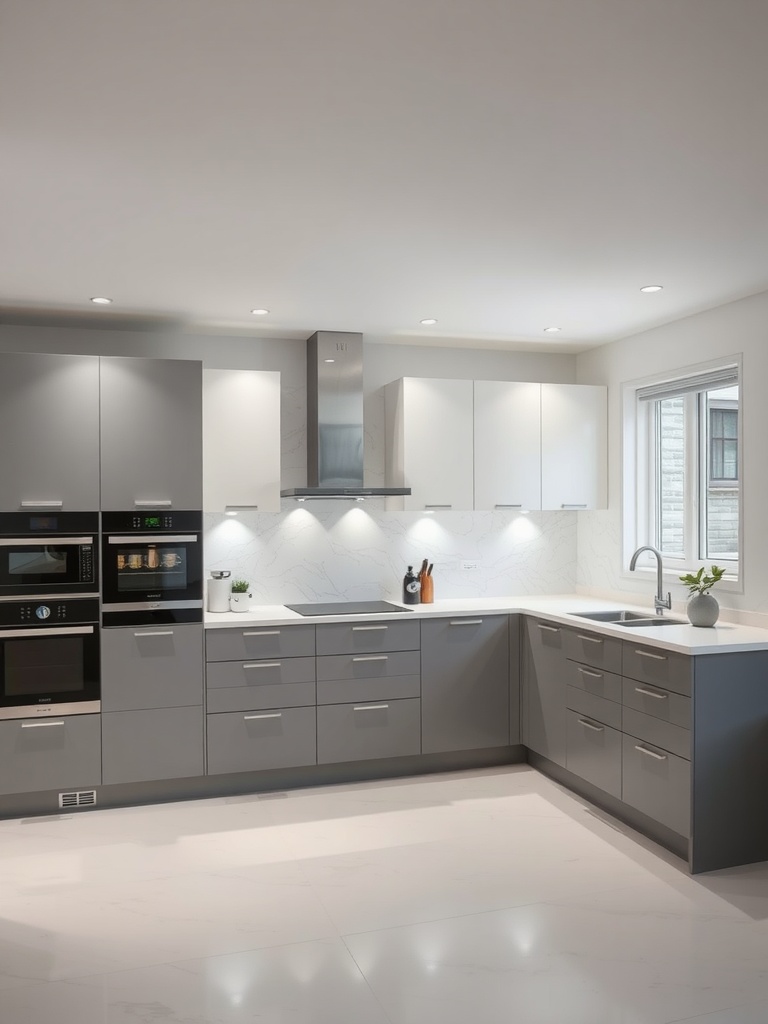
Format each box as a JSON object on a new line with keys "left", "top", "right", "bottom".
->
{"left": 571, "top": 610, "right": 684, "bottom": 627}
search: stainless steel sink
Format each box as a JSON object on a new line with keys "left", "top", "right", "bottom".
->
{"left": 571, "top": 610, "right": 684, "bottom": 627}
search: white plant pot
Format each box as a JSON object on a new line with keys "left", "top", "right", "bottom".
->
{"left": 686, "top": 592, "right": 719, "bottom": 627}
{"left": 229, "top": 592, "right": 252, "bottom": 613}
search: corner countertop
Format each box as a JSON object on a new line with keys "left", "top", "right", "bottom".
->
{"left": 204, "top": 595, "right": 768, "bottom": 656}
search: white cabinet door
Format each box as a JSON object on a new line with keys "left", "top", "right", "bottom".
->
{"left": 203, "top": 369, "right": 281, "bottom": 513}
{"left": 385, "top": 377, "right": 473, "bottom": 510}
{"left": 474, "top": 381, "right": 541, "bottom": 510}
{"left": 541, "top": 383, "right": 607, "bottom": 510}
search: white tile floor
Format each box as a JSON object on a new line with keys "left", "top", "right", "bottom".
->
{"left": 1, "top": 765, "right": 768, "bottom": 1023}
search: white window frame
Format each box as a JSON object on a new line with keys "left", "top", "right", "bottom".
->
{"left": 622, "top": 355, "right": 743, "bottom": 589}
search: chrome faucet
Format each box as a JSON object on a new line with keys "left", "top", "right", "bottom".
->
{"left": 629, "top": 545, "right": 672, "bottom": 615}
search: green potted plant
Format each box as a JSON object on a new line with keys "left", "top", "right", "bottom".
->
{"left": 229, "top": 578, "right": 252, "bottom": 613}
{"left": 679, "top": 565, "right": 725, "bottom": 627}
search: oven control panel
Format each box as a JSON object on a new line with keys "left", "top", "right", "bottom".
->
{"left": 102, "top": 511, "right": 202, "bottom": 534}
{"left": 0, "top": 598, "right": 99, "bottom": 627}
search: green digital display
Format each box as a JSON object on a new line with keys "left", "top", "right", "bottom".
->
{"left": 143, "top": 516, "right": 161, "bottom": 529}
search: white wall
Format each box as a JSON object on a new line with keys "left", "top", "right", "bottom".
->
{"left": 575, "top": 289, "right": 768, "bottom": 620}
{"left": 0, "top": 322, "right": 581, "bottom": 602}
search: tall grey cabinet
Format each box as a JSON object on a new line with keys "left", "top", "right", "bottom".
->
{"left": 522, "top": 617, "right": 568, "bottom": 766}
{"left": 421, "top": 615, "right": 510, "bottom": 753}
{"left": 100, "top": 357, "right": 203, "bottom": 510}
{"left": 0, "top": 352, "right": 100, "bottom": 511}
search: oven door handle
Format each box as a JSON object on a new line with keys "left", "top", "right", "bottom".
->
{"left": 0, "top": 626, "right": 95, "bottom": 639}
{"left": 107, "top": 535, "right": 198, "bottom": 544}
{"left": 0, "top": 536, "right": 95, "bottom": 546}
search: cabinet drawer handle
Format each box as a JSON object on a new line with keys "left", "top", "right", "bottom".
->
{"left": 450, "top": 619, "right": 483, "bottom": 626}
{"left": 578, "top": 718, "right": 604, "bottom": 732}
{"left": 634, "top": 649, "right": 667, "bottom": 661}
{"left": 577, "top": 667, "right": 603, "bottom": 679}
{"left": 244, "top": 712, "right": 282, "bottom": 720}
{"left": 243, "top": 630, "right": 280, "bottom": 636}
{"left": 353, "top": 704, "right": 389, "bottom": 711}
{"left": 20, "top": 500, "right": 64, "bottom": 509}
{"left": 424, "top": 504, "right": 452, "bottom": 509}
{"left": 577, "top": 634, "right": 603, "bottom": 644}
{"left": 134, "top": 630, "right": 174, "bottom": 637}
{"left": 634, "top": 685, "right": 668, "bottom": 700}
{"left": 243, "top": 661, "right": 281, "bottom": 669}
{"left": 634, "top": 743, "right": 667, "bottom": 761}
{"left": 537, "top": 623, "right": 560, "bottom": 633}
{"left": 494, "top": 504, "right": 522, "bottom": 508}
{"left": 134, "top": 499, "right": 172, "bottom": 507}
{"left": 352, "top": 655, "right": 389, "bottom": 662}
{"left": 21, "top": 720, "right": 65, "bottom": 728}
{"left": 352, "top": 625, "right": 388, "bottom": 631}
{"left": 561, "top": 503, "right": 588, "bottom": 509}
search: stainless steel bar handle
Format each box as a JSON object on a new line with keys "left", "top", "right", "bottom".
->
{"left": 494, "top": 504, "right": 522, "bottom": 508}
{"left": 0, "top": 536, "right": 94, "bottom": 546}
{"left": 134, "top": 630, "right": 174, "bottom": 637}
{"left": 244, "top": 712, "right": 282, "bottom": 720}
{"left": 424, "top": 504, "right": 452, "bottom": 509}
{"left": 243, "top": 661, "right": 281, "bottom": 669}
{"left": 537, "top": 623, "right": 560, "bottom": 633}
{"left": 134, "top": 500, "right": 172, "bottom": 507}
{"left": 243, "top": 630, "right": 280, "bottom": 636}
{"left": 21, "top": 720, "right": 65, "bottom": 728}
{"left": 353, "top": 704, "right": 389, "bottom": 711}
{"left": 634, "top": 649, "right": 667, "bottom": 661}
{"left": 578, "top": 718, "right": 604, "bottom": 732}
{"left": 634, "top": 686, "right": 668, "bottom": 700}
{"left": 635, "top": 743, "right": 667, "bottom": 761}
{"left": 577, "top": 634, "right": 603, "bottom": 644}
{"left": 577, "top": 667, "right": 603, "bottom": 679}
{"left": 352, "top": 625, "right": 388, "bottom": 631}
{"left": 108, "top": 534, "right": 197, "bottom": 544}
{"left": 20, "top": 500, "right": 64, "bottom": 509}
{"left": 561, "top": 503, "right": 588, "bottom": 509}
{"left": 450, "top": 619, "right": 483, "bottom": 626}
{"left": 0, "top": 626, "right": 94, "bottom": 639}
{"left": 352, "top": 655, "right": 389, "bottom": 662}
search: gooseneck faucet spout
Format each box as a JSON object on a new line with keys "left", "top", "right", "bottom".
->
{"left": 629, "top": 545, "right": 672, "bottom": 615}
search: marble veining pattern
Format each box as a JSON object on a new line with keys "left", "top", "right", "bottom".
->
{"left": 2, "top": 767, "right": 768, "bottom": 1022}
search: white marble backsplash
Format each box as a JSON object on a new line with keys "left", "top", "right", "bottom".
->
{"left": 204, "top": 506, "right": 576, "bottom": 604}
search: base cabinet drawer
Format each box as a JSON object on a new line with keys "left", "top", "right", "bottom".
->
{"left": 206, "top": 706, "right": 317, "bottom": 775}
{"left": 622, "top": 644, "right": 692, "bottom": 696}
{"left": 316, "top": 620, "right": 420, "bottom": 656}
{"left": 102, "top": 707, "right": 204, "bottom": 785}
{"left": 206, "top": 625, "right": 315, "bottom": 662}
{"left": 101, "top": 624, "right": 204, "bottom": 712}
{"left": 206, "top": 658, "right": 316, "bottom": 713}
{"left": 317, "top": 698, "right": 421, "bottom": 764}
{"left": 0, "top": 714, "right": 101, "bottom": 795}
{"left": 622, "top": 734, "right": 691, "bottom": 838}
{"left": 565, "top": 709, "right": 621, "bottom": 799}
{"left": 317, "top": 650, "right": 420, "bottom": 705}
{"left": 621, "top": 678, "right": 690, "bottom": 730}
{"left": 563, "top": 630, "right": 622, "bottom": 674}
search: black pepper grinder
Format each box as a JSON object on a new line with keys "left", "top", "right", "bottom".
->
{"left": 403, "top": 565, "right": 421, "bottom": 605}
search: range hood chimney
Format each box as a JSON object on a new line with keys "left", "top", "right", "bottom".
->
{"left": 280, "top": 331, "right": 411, "bottom": 499}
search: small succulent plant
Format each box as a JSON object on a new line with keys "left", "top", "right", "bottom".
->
{"left": 231, "top": 578, "right": 250, "bottom": 593}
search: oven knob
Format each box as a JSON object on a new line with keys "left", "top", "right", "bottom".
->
{"left": 35, "top": 605, "right": 51, "bottom": 620}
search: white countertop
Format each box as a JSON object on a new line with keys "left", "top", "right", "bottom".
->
{"left": 204, "top": 594, "right": 768, "bottom": 656}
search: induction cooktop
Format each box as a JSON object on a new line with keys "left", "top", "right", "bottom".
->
{"left": 284, "top": 601, "right": 412, "bottom": 616}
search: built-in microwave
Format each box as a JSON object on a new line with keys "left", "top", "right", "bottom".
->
{"left": 0, "top": 512, "right": 98, "bottom": 599}
{"left": 101, "top": 511, "right": 203, "bottom": 626}
{"left": 0, "top": 597, "right": 100, "bottom": 719}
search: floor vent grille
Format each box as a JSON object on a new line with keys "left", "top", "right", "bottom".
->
{"left": 58, "top": 790, "right": 97, "bottom": 809}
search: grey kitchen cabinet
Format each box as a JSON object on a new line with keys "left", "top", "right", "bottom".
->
{"left": 315, "top": 620, "right": 420, "bottom": 657}
{"left": 421, "top": 615, "right": 509, "bottom": 754}
{"left": 207, "top": 706, "right": 317, "bottom": 775}
{"left": 0, "top": 713, "right": 101, "bottom": 795}
{"left": 317, "top": 698, "right": 421, "bottom": 764}
{"left": 622, "top": 733, "right": 691, "bottom": 838}
{"left": 509, "top": 614, "right": 521, "bottom": 744}
{"left": 0, "top": 352, "right": 100, "bottom": 511}
{"left": 316, "top": 650, "right": 420, "bottom": 705}
{"left": 565, "top": 709, "right": 622, "bottom": 800}
{"left": 521, "top": 617, "right": 568, "bottom": 766}
{"left": 206, "top": 657, "right": 316, "bottom": 714}
{"left": 101, "top": 624, "right": 204, "bottom": 712}
{"left": 102, "top": 706, "right": 204, "bottom": 784}
{"left": 206, "top": 624, "right": 316, "bottom": 663}
{"left": 99, "top": 356, "right": 203, "bottom": 511}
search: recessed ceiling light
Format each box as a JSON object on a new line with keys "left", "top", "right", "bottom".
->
{"left": 250, "top": 308, "right": 269, "bottom": 315}
{"left": 90, "top": 296, "right": 112, "bottom": 304}
{"left": 420, "top": 318, "right": 438, "bottom": 326}
{"left": 543, "top": 326, "right": 561, "bottom": 333}
{"left": 640, "top": 285, "right": 663, "bottom": 293}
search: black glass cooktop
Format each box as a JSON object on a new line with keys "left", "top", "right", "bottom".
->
{"left": 285, "top": 601, "right": 411, "bottom": 616}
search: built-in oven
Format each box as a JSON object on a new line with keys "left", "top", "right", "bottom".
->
{"left": 0, "top": 512, "right": 98, "bottom": 599}
{"left": 101, "top": 511, "right": 203, "bottom": 626}
{"left": 0, "top": 597, "right": 100, "bottom": 719}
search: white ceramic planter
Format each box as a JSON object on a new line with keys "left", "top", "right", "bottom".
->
{"left": 229, "top": 592, "right": 252, "bottom": 613}
{"left": 686, "top": 592, "right": 719, "bottom": 627}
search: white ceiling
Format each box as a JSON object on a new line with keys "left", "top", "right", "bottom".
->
{"left": 3, "top": 0, "right": 768, "bottom": 353}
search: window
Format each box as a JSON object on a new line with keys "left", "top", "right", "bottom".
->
{"left": 626, "top": 363, "right": 740, "bottom": 576}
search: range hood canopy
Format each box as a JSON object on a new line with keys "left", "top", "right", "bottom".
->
{"left": 281, "top": 331, "right": 411, "bottom": 499}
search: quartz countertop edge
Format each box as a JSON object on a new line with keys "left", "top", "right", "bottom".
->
{"left": 203, "top": 595, "right": 768, "bottom": 656}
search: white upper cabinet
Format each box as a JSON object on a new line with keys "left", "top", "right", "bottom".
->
{"left": 474, "top": 381, "right": 542, "bottom": 511}
{"left": 203, "top": 369, "right": 281, "bottom": 513}
{"left": 0, "top": 352, "right": 100, "bottom": 511}
{"left": 100, "top": 356, "right": 203, "bottom": 511}
{"left": 385, "top": 377, "right": 474, "bottom": 510}
{"left": 541, "top": 383, "right": 607, "bottom": 510}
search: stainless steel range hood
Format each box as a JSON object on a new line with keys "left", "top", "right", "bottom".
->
{"left": 280, "top": 331, "right": 411, "bottom": 499}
